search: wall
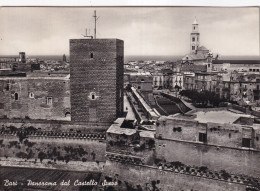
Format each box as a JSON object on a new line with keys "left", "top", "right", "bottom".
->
{"left": 129, "top": 74, "right": 153, "bottom": 92}
{"left": 70, "top": 39, "right": 124, "bottom": 124}
{"left": 157, "top": 117, "right": 259, "bottom": 149}
{"left": 102, "top": 160, "right": 248, "bottom": 191}
{"left": 0, "top": 119, "right": 109, "bottom": 133}
{"left": 156, "top": 139, "right": 260, "bottom": 177}
{"left": 155, "top": 117, "right": 260, "bottom": 177}
{"left": 0, "top": 135, "right": 106, "bottom": 163}
{"left": 0, "top": 76, "right": 70, "bottom": 120}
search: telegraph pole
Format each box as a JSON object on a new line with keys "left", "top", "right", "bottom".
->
{"left": 93, "top": 10, "right": 99, "bottom": 39}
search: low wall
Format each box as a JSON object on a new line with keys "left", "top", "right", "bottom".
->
{"left": 0, "top": 119, "right": 110, "bottom": 133}
{"left": 160, "top": 92, "right": 191, "bottom": 113}
{"left": 0, "top": 135, "right": 106, "bottom": 163}
{"left": 156, "top": 139, "right": 260, "bottom": 177}
{"left": 102, "top": 160, "right": 249, "bottom": 191}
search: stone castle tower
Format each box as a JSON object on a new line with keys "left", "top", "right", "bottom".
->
{"left": 70, "top": 39, "right": 124, "bottom": 124}
{"left": 190, "top": 17, "right": 200, "bottom": 54}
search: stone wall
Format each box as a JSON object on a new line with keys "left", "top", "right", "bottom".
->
{"left": 0, "top": 134, "right": 106, "bottom": 163}
{"left": 0, "top": 119, "right": 109, "bottom": 133}
{"left": 156, "top": 117, "right": 259, "bottom": 150}
{"left": 155, "top": 117, "right": 260, "bottom": 177}
{"left": 156, "top": 139, "right": 260, "bottom": 177}
{"left": 102, "top": 160, "right": 249, "bottom": 191}
{"left": 0, "top": 76, "right": 70, "bottom": 120}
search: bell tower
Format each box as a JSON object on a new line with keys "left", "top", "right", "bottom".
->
{"left": 190, "top": 17, "right": 200, "bottom": 54}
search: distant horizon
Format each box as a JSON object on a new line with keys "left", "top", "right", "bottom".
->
{"left": 1, "top": 54, "right": 260, "bottom": 63}
{"left": 1, "top": 54, "right": 259, "bottom": 57}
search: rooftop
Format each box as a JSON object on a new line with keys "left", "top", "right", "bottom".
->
{"left": 213, "top": 60, "right": 260, "bottom": 65}
{"left": 139, "top": 130, "right": 155, "bottom": 139}
{"left": 197, "top": 46, "right": 208, "bottom": 51}
{"left": 193, "top": 110, "right": 252, "bottom": 124}
{"left": 107, "top": 118, "right": 136, "bottom": 136}
{"left": 182, "top": 52, "right": 207, "bottom": 61}
{"left": 129, "top": 72, "right": 151, "bottom": 76}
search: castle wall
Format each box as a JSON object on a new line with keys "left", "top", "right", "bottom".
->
{"left": 102, "top": 160, "right": 248, "bottom": 191}
{"left": 0, "top": 119, "right": 109, "bottom": 133}
{"left": 0, "top": 135, "right": 106, "bottom": 163}
{"left": 155, "top": 117, "right": 260, "bottom": 177}
{"left": 156, "top": 139, "right": 260, "bottom": 177}
{"left": 157, "top": 117, "right": 259, "bottom": 149}
{"left": 0, "top": 77, "right": 70, "bottom": 120}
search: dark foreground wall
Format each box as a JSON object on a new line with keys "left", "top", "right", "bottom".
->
{"left": 102, "top": 160, "right": 248, "bottom": 191}
{"left": 0, "top": 135, "right": 106, "bottom": 163}
{"left": 156, "top": 139, "right": 260, "bottom": 178}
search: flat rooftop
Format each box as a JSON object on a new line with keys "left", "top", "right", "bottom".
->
{"left": 193, "top": 110, "right": 252, "bottom": 124}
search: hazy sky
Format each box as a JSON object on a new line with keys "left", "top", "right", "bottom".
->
{"left": 0, "top": 7, "right": 259, "bottom": 56}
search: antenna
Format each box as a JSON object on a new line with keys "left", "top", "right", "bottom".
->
{"left": 93, "top": 10, "right": 100, "bottom": 39}
{"left": 83, "top": 28, "right": 93, "bottom": 39}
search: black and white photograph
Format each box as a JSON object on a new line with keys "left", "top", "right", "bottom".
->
{"left": 0, "top": 4, "right": 260, "bottom": 191}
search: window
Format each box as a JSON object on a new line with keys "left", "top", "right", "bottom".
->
{"left": 192, "top": 46, "right": 195, "bottom": 50}
{"left": 138, "top": 86, "right": 141, "bottom": 89}
{"left": 90, "top": 52, "right": 94, "bottom": 59}
{"left": 242, "top": 138, "right": 251, "bottom": 148}
{"left": 29, "top": 92, "right": 34, "bottom": 98}
{"left": 90, "top": 92, "right": 96, "bottom": 100}
{"left": 249, "top": 69, "right": 252, "bottom": 72}
{"left": 197, "top": 37, "right": 199, "bottom": 41}
{"left": 65, "top": 112, "right": 71, "bottom": 117}
{"left": 257, "top": 85, "right": 259, "bottom": 90}
{"left": 47, "top": 97, "right": 52, "bottom": 105}
{"left": 192, "top": 37, "right": 195, "bottom": 42}
{"left": 199, "top": 133, "right": 207, "bottom": 143}
{"left": 6, "top": 83, "right": 9, "bottom": 91}
{"left": 193, "top": 26, "right": 195, "bottom": 30}
{"left": 14, "top": 93, "right": 19, "bottom": 100}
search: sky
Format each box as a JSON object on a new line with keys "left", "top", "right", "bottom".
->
{"left": 0, "top": 7, "right": 259, "bottom": 56}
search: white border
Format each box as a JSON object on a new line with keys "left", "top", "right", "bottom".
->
{"left": 0, "top": 0, "right": 260, "bottom": 7}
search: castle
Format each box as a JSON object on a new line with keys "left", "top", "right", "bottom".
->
{"left": 0, "top": 25, "right": 260, "bottom": 191}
